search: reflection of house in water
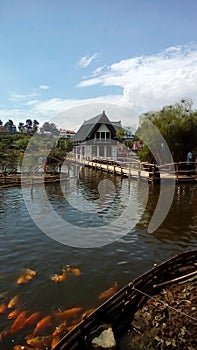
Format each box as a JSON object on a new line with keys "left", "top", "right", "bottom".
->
{"left": 72, "top": 111, "right": 122, "bottom": 160}
{"left": 78, "top": 166, "right": 122, "bottom": 197}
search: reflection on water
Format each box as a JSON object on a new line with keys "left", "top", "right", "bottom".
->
{"left": 0, "top": 165, "right": 196, "bottom": 348}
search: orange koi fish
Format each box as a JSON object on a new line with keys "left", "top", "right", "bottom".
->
{"left": 24, "top": 268, "right": 36, "bottom": 276}
{"left": 26, "top": 335, "right": 52, "bottom": 348}
{"left": 32, "top": 315, "right": 52, "bottom": 336}
{"left": 50, "top": 272, "right": 68, "bottom": 283}
{"left": 98, "top": 281, "right": 118, "bottom": 300}
{"left": 82, "top": 307, "right": 96, "bottom": 320}
{"left": 11, "top": 311, "right": 27, "bottom": 333}
{"left": 54, "top": 307, "right": 83, "bottom": 320}
{"left": 52, "top": 320, "right": 67, "bottom": 337}
{"left": 66, "top": 324, "right": 76, "bottom": 332}
{"left": 0, "top": 302, "right": 7, "bottom": 314}
{"left": 62, "top": 266, "right": 81, "bottom": 276}
{"left": 14, "top": 346, "right": 39, "bottom": 350}
{"left": 16, "top": 268, "right": 36, "bottom": 285}
{"left": 24, "top": 311, "right": 41, "bottom": 328}
{"left": 62, "top": 265, "right": 71, "bottom": 273}
{"left": 8, "top": 308, "right": 21, "bottom": 320}
{"left": 51, "top": 336, "right": 60, "bottom": 349}
{"left": 70, "top": 267, "right": 81, "bottom": 276}
{"left": 8, "top": 294, "right": 19, "bottom": 309}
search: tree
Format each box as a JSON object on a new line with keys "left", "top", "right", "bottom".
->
{"left": 46, "top": 138, "right": 73, "bottom": 172}
{"left": 116, "top": 127, "right": 126, "bottom": 141}
{"left": 25, "top": 119, "right": 33, "bottom": 133}
{"left": 136, "top": 99, "right": 197, "bottom": 163}
{"left": 32, "top": 119, "right": 39, "bottom": 134}
{"left": 18, "top": 122, "right": 24, "bottom": 133}
{"left": 4, "top": 119, "right": 15, "bottom": 133}
{"left": 40, "top": 122, "right": 59, "bottom": 136}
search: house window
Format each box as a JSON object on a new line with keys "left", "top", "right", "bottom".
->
{"left": 96, "top": 132, "right": 100, "bottom": 139}
{"left": 92, "top": 145, "right": 97, "bottom": 157}
{"left": 106, "top": 132, "right": 110, "bottom": 139}
{"left": 99, "top": 145, "right": 104, "bottom": 157}
{"left": 106, "top": 145, "right": 111, "bottom": 157}
{"left": 101, "top": 132, "right": 105, "bottom": 139}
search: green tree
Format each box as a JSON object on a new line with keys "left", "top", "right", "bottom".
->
{"left": 40, "top": 122, "right": 59, "bottom": 136}
{"left": 136, "top": 99, "right": 197, "bottom": 163}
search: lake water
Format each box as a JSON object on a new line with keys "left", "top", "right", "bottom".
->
{"left": 0, "top": 165, "right": 197, "bottom": 349}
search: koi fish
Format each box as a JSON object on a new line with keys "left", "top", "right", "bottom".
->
{"left": 8, "top": 308, "right": 21, "bottom": 320}
{"left": 62, "top": 265, "right": 71, "bottom": 273}
{"left": 70, "top": 267, "right": 81, "bottom": 276}
{"left": 54, "top": 307, "right": 83, "bottom": 320}
{"left": 14, "top": 346, "right": 39, "bottom": 350}
{"left": 24, "top": 268, "right": 36, "bottom": 277}
{"left": 8, "top": 294, "right": 19, "bottom": 308}
{"left": 26, "top": 335, "right": 52, "bottom": 349}
{"left": 50, "top": 272, "right": 68, "bottom": 283}
{"left": 11, "top": 311, "right": 27, "bottom": 333}
{"left": 51, "top": 336, "right": 60, "bottom": 349}
{"left": 62, "top": 266, "right": 81, "bottom": 276}
{"left": 32, "top": 315, "right": 52, "bottom": 336}
{"left": 24, "top": 311, "right": 41, "bottom": 328}
{"left": 98, "top": 281, "right": 118, "bottom": 300}
{"left": 66, "top": 324, "right": 77, "bottom": 332}
{"left": 16, "top": 268, "right": 36, "bottom": 285}
{"left": 82, "top": 307, "right": 96, "bottom": 320}
{"left": 0, "top": 302, "right": 7, "bottom": 314}
{"left": 52, "top": 320, "right": 67, "bottom": 337}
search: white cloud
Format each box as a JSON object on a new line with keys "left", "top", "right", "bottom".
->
{"left": 77, "top": 53, "right": 99, "bottom": 68}
{"left": 9, "top": 93, "right": 27, "bottom": 102}
{"left": 2, "top": 44, "right": 197, "bottom": 131}
{"left": 25, "top": 100, "right": 40, "bottom": 106}
{"left": 0, "top": 95, "right": 136, "bottom": 130}
{"left": 9, "top": 91, "right": 39, "bottom": 102}
{"left": 39, "top": 85, "right": 49, "bottom": 90}
{"left": 77, "top": 44, "right": 197, "bottom": 112}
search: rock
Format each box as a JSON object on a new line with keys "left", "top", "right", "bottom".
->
{"left": 86, "top": 323, "right": 117, "bottom": 349}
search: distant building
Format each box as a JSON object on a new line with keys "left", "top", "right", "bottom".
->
{"left": 132, "top": 141, "right": 144, "bottom": 151}
{"left": 59, "top": 129, "right": 76, "bottom": 139}
{"left": 72, "top": 111, "right": 121, "bottom": 160}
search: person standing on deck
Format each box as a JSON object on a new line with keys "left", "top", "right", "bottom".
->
{"left": 186, "top": 151, "right": 193, "bottom": 174}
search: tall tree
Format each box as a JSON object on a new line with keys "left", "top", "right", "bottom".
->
{"left": 136, "top": 99, "right": 197, "bottom": 162}
{"left": 40, "top": 122, "right": 59, "bottom": 136}
{"left": 25, "top": 119, "right": 33, "bottom": 133}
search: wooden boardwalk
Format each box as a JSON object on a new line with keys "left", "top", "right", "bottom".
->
{"left": 1, "top": 159, "right": 196, "bottom": 187}
{"left": 67, "top": 157, "right": 197, "bottom": 184}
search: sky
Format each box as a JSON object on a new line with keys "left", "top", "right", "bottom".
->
{"left": 0, "top": 0, "right": 197, "bottom": 130}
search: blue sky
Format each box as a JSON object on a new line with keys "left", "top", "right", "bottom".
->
{"left": 1, "top": 0, "right": 197, "bottom": 129}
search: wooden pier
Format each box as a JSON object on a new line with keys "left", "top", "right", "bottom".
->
{"left": 0, "top": 159, "right": 196, "bottom": 187}
{"left": 67, "top": 157, "right": 197, "bottom": 184}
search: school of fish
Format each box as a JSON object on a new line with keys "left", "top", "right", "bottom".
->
{"left": 0, "top": 266, "right": 118, "bottom": 349}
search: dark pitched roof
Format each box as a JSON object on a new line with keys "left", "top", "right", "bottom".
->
{"left": 72, "top": 111, "right": 121, "bottom": 143}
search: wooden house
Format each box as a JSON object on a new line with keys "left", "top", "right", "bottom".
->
{"left": 72, "top": 111, "right": 121, "bottom": 160}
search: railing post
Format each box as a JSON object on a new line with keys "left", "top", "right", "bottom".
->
{"left": 138, "top": 162, "right": 141, "bottom": 179}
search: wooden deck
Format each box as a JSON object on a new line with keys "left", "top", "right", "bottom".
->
{"left": 0, "top": 160, "right": 196, "bottom": 187}
{"left": 67, "top": 157, "right": 197, "bottom": 184}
